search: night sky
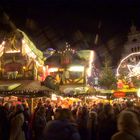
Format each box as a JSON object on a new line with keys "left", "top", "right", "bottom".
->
{"left": 0, "top": 0, "right": 140, "bottom": 54}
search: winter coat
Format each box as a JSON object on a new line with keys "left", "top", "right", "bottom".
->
{"left": 97, "top": 113, "right": 117, "bottom": 140}
{"left": 10, "top": 112, "right": 25, "bottom": 140}
{"left": 33, "top": 113, "right": 47, "bottom": 140}
{"left": 44, "top": 119, "right": 80, "bottom": 140}
{"left": 0, "top": 107, "right": 10, "bottom": 140}
{"left": 111, "top": 130, "right": 140, "bottom": 140}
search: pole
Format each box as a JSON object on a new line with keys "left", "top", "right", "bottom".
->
{"left": 30, "top": 98, "right": 34, "bottom": 114}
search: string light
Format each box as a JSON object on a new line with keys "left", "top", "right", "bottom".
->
{"left": 87, "top": 51, "right": 94, "bottom": 77}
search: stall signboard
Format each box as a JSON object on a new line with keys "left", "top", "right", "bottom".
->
{"left": 114, "top": 91, "right": 126, "bottom": 98}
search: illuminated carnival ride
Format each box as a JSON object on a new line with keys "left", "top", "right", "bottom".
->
{"left": 116, "top": 52, "right": 140, "bottom": 93}
{"left": 117, "top": 52, "right": 140, "bottom": 78}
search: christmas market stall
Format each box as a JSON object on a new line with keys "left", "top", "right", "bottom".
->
{"left": 0, "top": 80, "right": 59, "bottom": 113}
{"left": 0, "top": 29, "right": 46, "bottom": 80}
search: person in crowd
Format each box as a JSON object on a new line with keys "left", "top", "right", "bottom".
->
{"left": 113, "top": 103, "right": 121, "bottom": 117}
{"left": 45, "top": 104, "right": 54, "bottom": 122}
{"left": 87, "top": 110, "right": 98, "bottom": 140}
{"left": 76, "top": 106, "right": 88, "bottom": 140}
{"left": 125, "top": 101, "right": 140, "bottom": 122}
{"left": 125, "top": 101, "right": 135, "bottom": 111}
{"left": 2, "top": 95, "right": 140, "bottom": 140}
{"left": 33, "top": 106, "right": 47, "bottom": 140}
{"left": 111, "top": 110, "right": 140, "bottom": 140}
{"left": 71, "top": 108, "right": 78, "bottom": 121}
{"left": 9, "top": 104, "right": 26, "bottom": 140}
{"left": 44, "top": 108, "right": 80, "bottom": 140}
{"left": 22, "top": 101, "right": 31, "bottom": 140}
{"left": 97, "top": 103, "right": 117, "bottom": 140}
{"left": 0, "top": 103, "right": 11, "bottom": 140}
{"left": 31, "top": 100, "right": 43, "bottom": 138}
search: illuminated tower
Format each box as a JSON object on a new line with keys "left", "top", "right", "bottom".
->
{"left": 116, "top": 24, "right": 140, "bottom": 78}
{"left": 123, "top": 24, "right": 140, "bottom": 63}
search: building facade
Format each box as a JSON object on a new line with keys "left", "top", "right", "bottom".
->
{"left": 123, "top": 24, "right": 140, "bottom": 61}
{"left": 117, "top": 25, "right": 140, "bottom": 78}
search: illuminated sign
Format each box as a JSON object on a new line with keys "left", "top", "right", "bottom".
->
{"left": 114, "top": 91, "right": 126, "bottom": 98}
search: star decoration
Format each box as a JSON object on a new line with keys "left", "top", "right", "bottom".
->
{"left": 127, "top": 61, "right": 140, "bottom": 77}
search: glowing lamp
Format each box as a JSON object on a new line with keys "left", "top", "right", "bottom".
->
{"left": 49, "top": 67, "right": 58, "bottom": 72}
{"left": 68, "top": 66, "right": 84, "bottom": 72}
{"left": 23, "top": 66, "right": 26, "bottom": 70}
{"left": 2, "top": 41, "right": 5, "bottom": 45}
{"left": 5, "top": 50, "right": 20, "bottom": 53}
{"left": 51, "top": 94, "right": 57, "bottom": 101}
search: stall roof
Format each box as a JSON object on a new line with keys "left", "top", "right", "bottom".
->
{"left": 0, "top": 80, "right": 59, "bottom": 98}
{"left": 18, "top": 29, "right": 45, "bottom": 64}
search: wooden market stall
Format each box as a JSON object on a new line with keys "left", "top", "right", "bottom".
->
{"left": 0, "top": 29, "right": 46, "bottom": 80}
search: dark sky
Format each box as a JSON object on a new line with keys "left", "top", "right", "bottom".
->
{"left": 0, "top": 0, "right": 140, "bottom": 50}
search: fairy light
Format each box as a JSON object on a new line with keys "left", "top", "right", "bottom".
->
{"left": 48, "top": 67, "right": 59, "bottom": 72}
{"left": 22, "top": 39, "right": 36, "bottom": 59}
{"left": 127, "top": 62, "right": 140, "bottom": 77}
{"left": 0, "top": 41, "right": 5, "bottom": 57}
{"left": 0, "top": 41, "right": 5, "bottom": 51}
{"left": 87, "top": 51, "right": 94, "bottom": 76}
{"left": 5, "top": 50, "right": 20, "bottom": 53}
{"left": 35, "top": 60, "right": 44, "bottom": 67}
{"left": 68, "top": 66, "right": 84, "bottom": 72}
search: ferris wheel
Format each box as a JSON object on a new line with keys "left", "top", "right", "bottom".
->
{"left": 116, "top": 52, "right": 140, "bottom": 78}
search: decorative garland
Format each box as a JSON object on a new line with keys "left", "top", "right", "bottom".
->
{"left": 0, "top": 89, "right": 100, "bottom": 98}
{"left": 0, "top": 90, "right": 54, "bottom": 98}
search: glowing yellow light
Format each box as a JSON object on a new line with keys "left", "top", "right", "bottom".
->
{"left": 49, "top": 67, "right": 58, "bottom": 72}
{"left": 96, "top": 95, "right": 107, "bottom": 99}
{"left": 22, "top": 39, "right": 44, "bottom": 67}
{"left": 2, "top": 41, "right": 5, "bottom": 46}
{"left": 35, "top": 60, "right": 44, "bottom": 67}
{"left": 68, "top": 66, "right": 84, "bottom": 72}
{"left": 22, "top": 39, "right": 36, "bottom": 59}
{"left": 23, "top": 66, "right": 26, "bottom": 70}
{"left": 0, "top": 41, "right": 5, "bottom": 57}
{"left": 51, "top": 94, "right": 57, "bottom": 100}
{"left": 5, "top": 50, "right": 20, "bottom": 53}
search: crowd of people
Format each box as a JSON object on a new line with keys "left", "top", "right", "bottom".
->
{"left": 0, "top": 97, "right": 140, "bottom": 140}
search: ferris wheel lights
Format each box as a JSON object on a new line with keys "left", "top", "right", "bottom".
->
{"left": 116, "top": 52, "right": 140, "bottom": 78}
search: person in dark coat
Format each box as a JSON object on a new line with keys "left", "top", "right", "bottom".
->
{"left": 44, "top": 108, "right": 80, "bottom": 140}
{"left": 22, "top": 102, "right": 31, "bottom": 140}
{"left": 97, "top": 103, "right": 117, "bottom": 140}
{"left": 45, "top": 104, "right": 54, "bottom": 122}
{"left": 87, "top": 111, "right": 98, "bottom": 140}
{"left": 33, "top": 106, "right": 47, "bottom": 140}
{"left": 111, "top": 110, "right": 140, "bottom": 140}
{"left": 76, "top": 106, "right": 88, "bottom": 140}
{"left": 0, "top": 105, "right": 10, "bottom": 140}
{"left": 9, "top": 104, "right": 26, "bottom": 140}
